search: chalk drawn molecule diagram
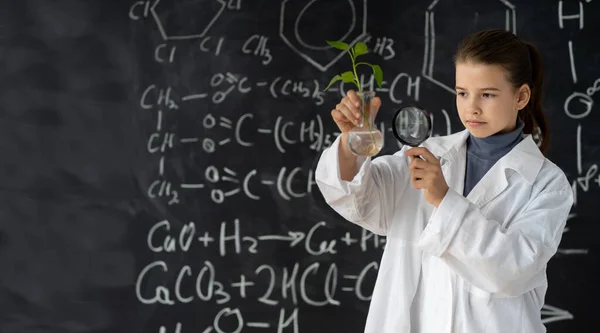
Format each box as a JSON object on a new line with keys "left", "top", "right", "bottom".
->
{"left": 422, "top": 0, "right": 517, "bottom": 94}
{"left": 129, "top": 0, "right": 234, "bottom": 40}
{"left": 280, "top": 0, "right": 368, "bottom": 72}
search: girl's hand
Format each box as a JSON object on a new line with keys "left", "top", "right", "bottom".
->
{"left": 405, "top": 147, "right": 449, "bottom": 208}
{"left": 331, "top": 89, "right": 381, "bottom": 134}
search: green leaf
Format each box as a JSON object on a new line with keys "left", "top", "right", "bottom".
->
{"left": 353, "top": 42, "right": 368, "bottom": 57}
{"left": 356, "top": 62, "right": 384, "bottom": 88}
{"left": 341, "top": 71, "right": 355, "bottom": 83}
{"left": 326, "top": 40, "right": 349, "bottom": 51}
{"left": 322, "top": 75, "right": 342, "bottom": 91}
{"left": 371, "top": 64, "right": 383, "bottom": 88}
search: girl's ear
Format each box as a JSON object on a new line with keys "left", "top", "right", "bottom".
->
{"left": 516, "top": 84, "right": 531, "bottom": 111}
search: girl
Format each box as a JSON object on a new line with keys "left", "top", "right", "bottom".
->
{"left": 315, "top": 29, "right": 573, "bottom": 333}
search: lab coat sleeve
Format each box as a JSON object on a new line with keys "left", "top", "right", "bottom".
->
{"left": 417, "top": 183, "right": 573, "bottom": 296}
{"left": 315, "top": 135, "right": 409, "bottom": 236}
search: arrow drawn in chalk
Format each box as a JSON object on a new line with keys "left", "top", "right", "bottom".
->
{"left": 541, "top": 304, "right": 574, "bottom": 324}
{"left": 258, "top": 231, "right": 305, "bottom": 247}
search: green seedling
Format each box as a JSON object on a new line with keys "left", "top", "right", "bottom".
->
{"left": 322, "top": 40, "right": 383, "bottom": 93}
{"left": 323, "top": 40, "right": 383, "bottom": 150}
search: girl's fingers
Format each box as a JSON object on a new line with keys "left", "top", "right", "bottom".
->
{"left": 411, "top": 178, "right": 424, "bottom": 189}
{"left": 405, "top": 147, "right": 440, "bottom": 165}
{"left": 335, "top": 103, "right": 359, "bottom": 125}
{"left": 370, "top": 97, "right": 382, "bottom": 117}
{"left": 411, "top": 169, "right": 427, "bottom": 180}
{"left": 409, "top": 156, "right": 427, "bottom": 170}
{"left": 331, "top": 108, "right": 345, "bottom": 123}
{"left": 342, "top": 97, "right": 361, "bottom": 120}
{"left": 347, "top": 90, "right": 361, "bottom": 107}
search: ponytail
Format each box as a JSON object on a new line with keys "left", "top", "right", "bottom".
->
{"left": 455, "top": 29, "right": 550, "bottom": 155}
{"left": 520, "top": 42, "right": 550, "bottom": 154}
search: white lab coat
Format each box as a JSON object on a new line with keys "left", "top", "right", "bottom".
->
{"left": 315, "top": 129, "right": 573, "bottom": 333}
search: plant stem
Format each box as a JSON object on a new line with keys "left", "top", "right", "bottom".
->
{"left": 357, "top": 92, "right": 377, "bottom": 154}
{"left": 360, "top": 98, "right": 377, "bottom": 153}
{"left": 348, "top": 50, "right": 361, "bottom": 92}
{"left": 350, "top": 50, "right": 377, "bottom": 153}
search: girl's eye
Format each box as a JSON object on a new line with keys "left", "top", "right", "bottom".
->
{"left": 483, "top": 93, "right": 494, "bottom": 98}
{"left": 457, "top": 92, "right": 466, "bottom": 97}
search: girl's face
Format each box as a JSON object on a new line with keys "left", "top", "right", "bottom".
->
{"left": 455, "top": 61, "right": 530, "bottom": 138}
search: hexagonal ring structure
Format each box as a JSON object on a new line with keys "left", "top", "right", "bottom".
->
{"left": 150, "top": 0, "right": 226, "bottom": 41}
{"left": 280, "top": 0, "right": 368, "bottom": 72}
{"left": 422, "top": 0, "right": 517, "bottom": 94}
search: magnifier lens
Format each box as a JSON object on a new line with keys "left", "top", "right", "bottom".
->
{"left": 392, "top": 105, "right": 432, "bottom": 180}
{"left": 393, "top": 106, "right": 431, "bottom": 147}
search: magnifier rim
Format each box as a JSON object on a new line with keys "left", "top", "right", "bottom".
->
{"left": 391, "top": 104, "right": 433, "bottom": 146}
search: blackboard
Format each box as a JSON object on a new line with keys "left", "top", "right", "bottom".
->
{"left": 1, "top": 0, "right": 599, "bottom": 332}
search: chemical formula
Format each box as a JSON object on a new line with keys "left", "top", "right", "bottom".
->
{"left": 129, "top": 0, "right": 597, "bottom": 331}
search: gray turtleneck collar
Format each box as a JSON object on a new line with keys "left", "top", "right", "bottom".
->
{"left": 463, "top": 118, "right": 525, "bottom": 197}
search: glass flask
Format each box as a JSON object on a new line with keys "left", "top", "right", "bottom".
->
{"left": 347, "top": 90, "right": 383, "bottom": 156}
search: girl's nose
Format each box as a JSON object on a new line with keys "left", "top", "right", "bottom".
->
{"left": 466, "top": 99, "right": 481, "bottom": 114}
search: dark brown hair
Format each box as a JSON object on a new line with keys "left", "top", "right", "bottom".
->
{"left": 454, "top": 29, "right": 549, "bottom": 154}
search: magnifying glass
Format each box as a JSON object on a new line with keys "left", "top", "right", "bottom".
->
{"left": 392, "top": 105, "right": 432, "bottom": 178}
{"left": 392, "top": 104, "right": 432, "bottom": 148}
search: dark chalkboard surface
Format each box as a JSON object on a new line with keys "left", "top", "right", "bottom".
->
{"left": 1, "top": 0, "right": 598, "bottom": 332}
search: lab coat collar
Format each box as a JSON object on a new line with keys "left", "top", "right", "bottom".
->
{"left": 424, "top": 129, "right": 545, "bottom": 207}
